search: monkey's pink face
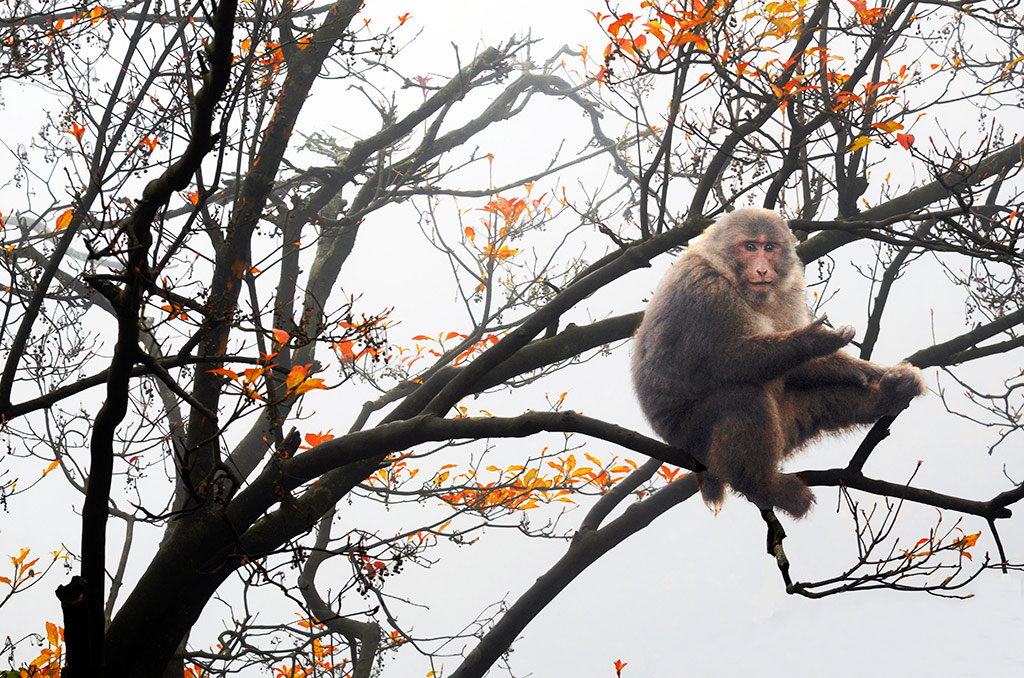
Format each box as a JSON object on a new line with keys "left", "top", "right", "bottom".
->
{"left": 733, "top": 236, "right": 785, "bottom": 295}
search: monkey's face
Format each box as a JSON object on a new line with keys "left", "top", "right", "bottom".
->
{"left": 731, "top": 235, "right": 789, "bottom": 301}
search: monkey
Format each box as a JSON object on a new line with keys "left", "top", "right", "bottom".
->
{"left": 631, "top": 208, "right": 926, "bottom": 518}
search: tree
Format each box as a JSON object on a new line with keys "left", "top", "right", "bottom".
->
{"left": 0, "top": 0, "right": 1022, "bottom": 676}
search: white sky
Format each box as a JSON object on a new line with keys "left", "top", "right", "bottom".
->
{"left": 2, "top": 2, "right": 1023, "bottom": 677}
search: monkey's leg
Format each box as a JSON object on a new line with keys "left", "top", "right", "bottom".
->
{"left": 785, "top": 353, "right": 887, "bottom": 389}
{"left": 702, "top": 387, "right": 814, "bottom": 518}
{"left": 783, "top": 365, "right": 925, "bottom": 449}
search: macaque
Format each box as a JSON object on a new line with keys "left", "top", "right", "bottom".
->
{"left": 631, "top": 208, "right": 925, "bottom": 518}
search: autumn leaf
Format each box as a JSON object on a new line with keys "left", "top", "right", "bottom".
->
{"left": 55, "top": 209, "right": 74, "bottom": 231}
{"left": 482, "top": 243, "right": 519, "bottom": 261}
{"left": 870, "top": 120, "right": 904, "bottom": 134}
{"left": 896, "top": 133, "right": 915, "bottom": 150}
{"left": 42, "top": 459, "right": 59, "bottom": 477}
{"left": 272, "top": 328, "right": 291, "bottom": 345}
{"left": 64, "top": 122, "right": 87, "bottom": 142}
{"left": 614, "top": 659, "right": 628, "bottom": 676}
{"left": 208, "top": 367, "right": 240, "bottom": 381}
{"left": 88, "top": 4, "right": 107, "bottom": 25}
{"left": 334, "top": 340, "right": 357, "bottom": 362}
{"left": 285, "top": 364, "right": 310, "bottom": 390}
{"left": 301, "top": 430, "right": 335, "bottom": 449}
{"left": 161, "top": 303, "right": 189, "bottom": 321}
{"left": 847, "top": 135, "right": 872, "bottom": 152}
{"left": 397, "top": 12, "right": 411, "bottom": 26}
{"left": 140, "top": 135, "right": 158, "bottom": 152}
{"left": 849, "top": 0, "right": 885, "bottom": 25}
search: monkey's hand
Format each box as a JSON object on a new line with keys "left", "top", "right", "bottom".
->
{"left": 878, "top": 364, "right": 927, "bottom": 415}
{"left": 804, "top": 315, "right": 856, "bottom": 353}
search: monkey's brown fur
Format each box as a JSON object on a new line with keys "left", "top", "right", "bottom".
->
{"left": 631, "top": 208, "right": 925, "bottom": 518}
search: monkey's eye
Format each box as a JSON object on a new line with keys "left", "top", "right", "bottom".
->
{"left": 744, "top": 242, "right": 757, "bottom": 251}
{"left": 764, "top": 243, "right": 775, "bottom": 252}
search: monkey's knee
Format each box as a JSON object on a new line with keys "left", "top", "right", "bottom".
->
{"left": 878, "top": 364, "right": 926, "bottom": 415}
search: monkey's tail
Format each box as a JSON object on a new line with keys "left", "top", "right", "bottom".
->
{"left": 697, "top": 472, "right": 726, "bottom": 514}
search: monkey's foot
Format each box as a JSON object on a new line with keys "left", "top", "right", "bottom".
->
{"left": 771, "top": 474, "right": 815, "bottom": 519}
{"left": 879, "top": 364, "right": 927, "bottom": 415}
{"left": 698, "top": 472, "right": 726, "bottom": 514}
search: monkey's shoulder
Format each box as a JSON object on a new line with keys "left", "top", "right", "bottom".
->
{"left": 648, "top": 254, "right": 748, "bottom": 328}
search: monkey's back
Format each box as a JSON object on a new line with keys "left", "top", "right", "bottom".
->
{"left": 631, "top": 253, "right": 749, "bottom": 446}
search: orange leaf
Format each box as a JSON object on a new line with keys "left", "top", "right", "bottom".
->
{"left": 11, "top": 548, "right": 28, "bottom": 566}
{"left": 288, "top": 371, "right": 328, "bottom": 395}
{"left": 334, "top": 340, "right": 357, "bottom": 362}
{"left": 896, "top": 133, "right": 915, "bottom": 150}
{"left": 42, "top": 460, "right": 59, "bottom": 477}
{"left": 285, "top": 364, "right": 309, "bottom": 390}
{"left": 272, "top": 328, "right": 291, "bottom": 345}
{"left": 208, "top": 367, "right": 240, "bottom": 381}
{"left": 161, "top": 303, "right": 188, "bottom": 321}
{"left": 303, "top": 430, "right": 335, "bottom": 448}
{"left": 88, "top": 4, "right": 106, "bottom": 25}
{"left": 55, "top": 209, "right": 73, "bottom": 231}
{"left": 64, "top": 122, "right": 87, "bottom": 142}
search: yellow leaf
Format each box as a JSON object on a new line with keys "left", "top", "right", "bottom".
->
{"left": 847, "top": 135, "right": 872, "bottom": 152}
{"left": 871, "top": 120, "right": 904, "bottom": 133}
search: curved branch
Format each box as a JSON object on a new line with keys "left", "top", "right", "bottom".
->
{"left": 798, "top": 467, "right": 1013, "bottom": 520}
{"left": 449, "top": 474, "right": 699, "bottom": 678}
{"left": 797, "top": 140, "right": 1024, "bottom": 263}
{"left": 229, "top": 411, "right": 694, "bottom": 529}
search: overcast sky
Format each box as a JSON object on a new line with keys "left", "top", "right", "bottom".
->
{"left": 2, "top": 2, "right": 1023, "bottom": 677}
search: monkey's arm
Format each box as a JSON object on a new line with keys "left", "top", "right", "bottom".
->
{"left": 711, "top": 320, "right": 856, "bottom": 385}
{"left": 667, "top": 261, "right": 855, "bottom": 389}
{"left": 784, "top": 352, "right": 888, "bottom": 389}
